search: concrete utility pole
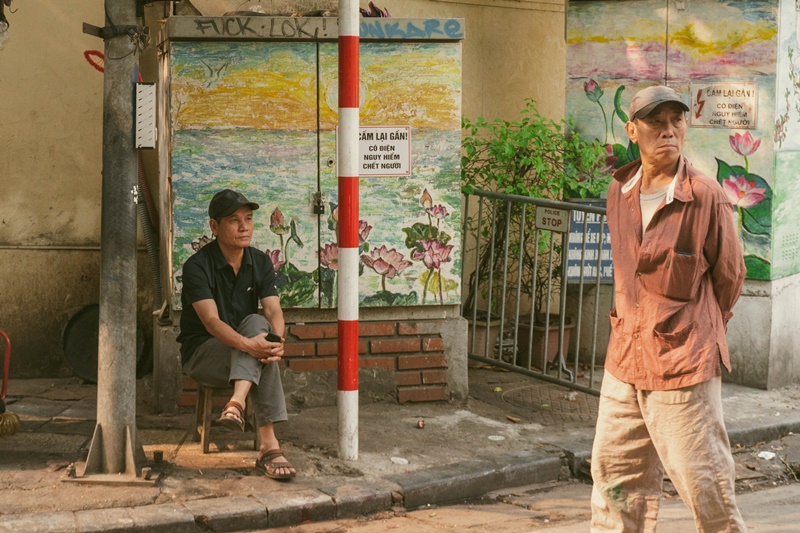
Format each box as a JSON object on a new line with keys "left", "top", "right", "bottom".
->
{"left": 82, "top": 0, "right": 146, "bottom": 478}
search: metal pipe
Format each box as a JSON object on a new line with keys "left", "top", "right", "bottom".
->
{"left": 337, "top": 0, "right": 360, "bottom": 462}
{"left": 137, "top": 152, "right": 162, "bottom": 306}
{"left": 511, "top": 203, "right": 527, "bottom": 365}
{"left": 498, "top": 200, "right": 512, "bottom": 359}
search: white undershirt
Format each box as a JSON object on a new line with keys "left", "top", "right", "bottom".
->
{"left": 640, "top": 187, "right": 669, "bottom": 239}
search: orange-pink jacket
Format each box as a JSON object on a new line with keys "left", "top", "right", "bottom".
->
{"left": 606, "top": 156, "right": 745, "bottom": 390}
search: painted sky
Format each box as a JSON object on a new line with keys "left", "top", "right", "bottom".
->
{"left": 171, "top": 41, "right": 461, "bottom": 132}
{"left": 568, "top": 0, "right": 777, "bottom": 82}
{"left": 319, "top": 42, "right": 462, "bottom": 131}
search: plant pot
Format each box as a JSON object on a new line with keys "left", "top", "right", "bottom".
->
{"left": 515, "top": 315, "right": 574, "bottom": 368}
{"left": 467, "top": 318, "right": 501, "bottom": 358}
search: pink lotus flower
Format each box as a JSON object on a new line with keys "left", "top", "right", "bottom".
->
{"left": 420, "top": 188, "right": 433, "bottom": 209}
{"left": 358, "top": 220, "right": 372, "bottom": 245}
{"left": 361, "top": 245, "right": 412, "bottom": 279}
{"left": 426, "top": 204, "right": 449, "bottom": 220}
{"left": 603, "top": 144, "right": 618, "bottom": 170}
{"left": 265, "top": 249, "right": 286, "bottom": 272}
{"left": 319, "top": 243, "right": 339, "bottom": 270}
{"left": 729, "top": 132, "right": 761, "bottom": 157}
{"left": 270, "top": 207, "right": 289, "bottom": 235}
{"left": 723, "top": 175, "right": 766, "bottom": 208}
{"left": 412, "top": 239, "right": 453, "bottom": 269}
{"left": 583, "top": 79, "right": 603, "bottom": 103}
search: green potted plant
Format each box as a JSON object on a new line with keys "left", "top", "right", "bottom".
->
{"left": 461, "top": 99, "right": 611, "bottom": 363}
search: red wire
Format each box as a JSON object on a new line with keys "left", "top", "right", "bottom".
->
{"left": 84, "top": 50, "right": 105, "bottom": 73}
{"left": 83, "top": 49, "right": 143, "bottom": 82}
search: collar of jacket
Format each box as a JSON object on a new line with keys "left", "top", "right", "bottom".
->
{"left": 612, "top": 155, "right": 695, "bottom": 205}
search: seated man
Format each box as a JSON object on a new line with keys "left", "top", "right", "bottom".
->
{"left": 177, "top": 189, "right": 295, "bottom": 480}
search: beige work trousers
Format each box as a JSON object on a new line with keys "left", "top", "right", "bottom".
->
{"left": 590, "top": 372, "right": 747, "bottom": 533}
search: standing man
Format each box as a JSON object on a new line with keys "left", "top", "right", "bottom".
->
{"left": 178, "top": 189, "right": 296, "bottom": 480}
{"left": 591, "top": 86, "right": 747, "bottom": 532}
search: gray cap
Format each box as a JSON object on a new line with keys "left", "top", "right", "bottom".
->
{"left": 629, "top": 86, "right": 689, "bottom": 120}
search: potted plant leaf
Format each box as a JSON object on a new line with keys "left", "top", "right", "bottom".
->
{"left": 461, "top": 99, "right": 612, "bottom": 364}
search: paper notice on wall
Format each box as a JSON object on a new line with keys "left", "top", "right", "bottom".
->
{"left": 358, "top": 126, "right": 411, "bottom": 176}
{"left": 690, "top": 82, "right": 758, "bottom": 129}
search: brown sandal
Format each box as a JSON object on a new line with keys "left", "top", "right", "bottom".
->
{"left": 218, "top": 400, "right": 245, "bottom": 432}
{"left": 256, "top": 448, "right": 296, "bottom": 480}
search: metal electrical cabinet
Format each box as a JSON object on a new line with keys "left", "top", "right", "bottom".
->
{"left": 158, "top": 16, "right": 464, "bottom": 311}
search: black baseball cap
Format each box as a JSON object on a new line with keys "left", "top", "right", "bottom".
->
{"left": 208, "top": 189, "right": 259, "bottom": 220}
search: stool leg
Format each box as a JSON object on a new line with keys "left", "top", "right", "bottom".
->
{"left": 246, "top": 391, "right": 260, "bottom": 451}
{"left": 201, "top": 386, "right": 213, "bottom": 454}
{"left": 193, "top": 387, "right": 204, "bottom": 443}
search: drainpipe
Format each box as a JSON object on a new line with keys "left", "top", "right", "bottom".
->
{"left": 337, "top": 0, "right": 360, "bottom": 461}
{"left": 82, "top": 0, "right": 146, "bottom": 478}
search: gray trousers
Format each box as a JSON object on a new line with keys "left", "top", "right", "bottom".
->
{"left": 183, "top": 314, "right": 288, "bottom": 427}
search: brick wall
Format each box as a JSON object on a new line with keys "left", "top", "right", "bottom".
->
{"left": 286, "top": 320, "right": 449, "bottom": 403}
{"left": 178, "top": 319, "right": 452, "bottom": 407}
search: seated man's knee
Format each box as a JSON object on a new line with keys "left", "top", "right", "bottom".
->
{"left": 238, "top": 314, "right": 271, "bottom": 337}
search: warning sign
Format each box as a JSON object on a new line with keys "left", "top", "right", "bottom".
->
{"left": 535, "top": 207, "right": 570, "bottom": 233}
{"left": 358, "top": 126, "right": 411, "bottom": 176}
{"left": 690, "top": 82, "right": 757, "bottom": 129}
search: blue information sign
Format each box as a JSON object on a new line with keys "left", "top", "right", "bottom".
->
{"left": 566, "top": 205, "right": 614, "bottom": 283}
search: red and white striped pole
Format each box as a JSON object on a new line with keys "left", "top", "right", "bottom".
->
{"left": 337, "top": 0, "right": 360, "bottom": 461}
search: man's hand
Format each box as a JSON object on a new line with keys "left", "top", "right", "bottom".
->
{"left": 243, "top": 333, "right": 284, "bottom": 363}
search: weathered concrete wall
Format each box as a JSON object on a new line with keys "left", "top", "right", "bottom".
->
{"left": 768, "top": 272, "right": 800, "bottom": 388}
{"left": 727, "top": 282, "right": 771, "bottom": 389}
{"left": 725, "top": 275, "right": 800, "bottom": 390}
{"left": 0, "top": 249, "right": 155, "bottom": 378}
{"left": 0, "top": 1, "right": 160, "bottom": 378}
{"left": 0, "top": 1, "right": 104, "bottom": 247}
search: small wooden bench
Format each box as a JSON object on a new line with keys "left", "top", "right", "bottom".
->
{"left": 184, "top": 378, "right": 261, "bottom": 454}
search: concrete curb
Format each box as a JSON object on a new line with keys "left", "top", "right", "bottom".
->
{"left": 0, "top": 450, "right": 561, "bottom": 533}
{"left": 386, "top": 450, "right": 561, "bottom": 510}
{"left": 726, "top": 416, "right": 800, "bottom": 448}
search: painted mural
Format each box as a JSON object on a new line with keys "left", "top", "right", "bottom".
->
{"left": 567, "top": 0, "right": 778, "bottom": 280}
{"left": 317, "top": 42, "right": 462, "bottom": 308}
{"left": 169, "top": 37, "right": 462, "bottom": 308}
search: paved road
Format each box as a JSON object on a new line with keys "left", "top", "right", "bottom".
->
{"left": 255, "top": 482, "right": 800, "bottom": 532}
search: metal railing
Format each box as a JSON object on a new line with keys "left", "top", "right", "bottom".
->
{"left": 462, "top": 189, "right": 614, "bottom": 395}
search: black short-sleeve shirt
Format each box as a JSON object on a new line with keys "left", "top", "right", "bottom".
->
{"left": 177, "top": 239, "right": 278, "bottom": 365}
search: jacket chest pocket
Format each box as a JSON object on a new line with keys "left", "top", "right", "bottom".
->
{"left": 662, "top": 249, "right": 703, "bottom": 301}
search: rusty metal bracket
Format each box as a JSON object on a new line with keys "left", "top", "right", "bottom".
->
{"left": 82, "top": 22, "right": 148, "bottom": 40}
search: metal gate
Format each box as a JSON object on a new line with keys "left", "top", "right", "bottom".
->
{"left": 462, "top": 189, "right": 614, "bottom": 395}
